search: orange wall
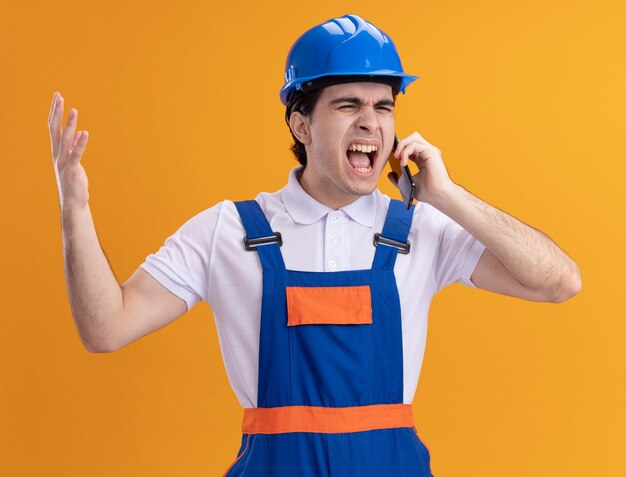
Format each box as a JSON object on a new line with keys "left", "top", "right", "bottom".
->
{"left": 1, "top": 0, "right": 623, "bottom": 475}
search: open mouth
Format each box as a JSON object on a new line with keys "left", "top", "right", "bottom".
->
{"left": 346, "top": 144, "right": 378, "bottom": 175}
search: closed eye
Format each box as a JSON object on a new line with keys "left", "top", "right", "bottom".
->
{"left": 338, "top": 105, "right": 392, "bottom": 112}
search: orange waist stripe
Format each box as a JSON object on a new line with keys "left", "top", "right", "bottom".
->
{"left": 242, "top": 403, "right": 414, "bottom": 434}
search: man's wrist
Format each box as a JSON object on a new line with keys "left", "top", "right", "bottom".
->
{"left": 428, "top": 181, "right": 462, "bottom": 213}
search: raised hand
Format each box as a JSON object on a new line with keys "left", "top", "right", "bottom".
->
{"left": 48, "top": 92, "right": 90, "bottom": 211}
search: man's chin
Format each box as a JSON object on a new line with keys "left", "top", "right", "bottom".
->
{"left": 347, "top": 183, "right": 378, "bottom": 198}
{"left": 349, "top": 171, "right": 383, "bottom": 194}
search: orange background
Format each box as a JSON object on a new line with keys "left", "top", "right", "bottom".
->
{"left": 1, "top": 0, "right": 624, "bottom": 475}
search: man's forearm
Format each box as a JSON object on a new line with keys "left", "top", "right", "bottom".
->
{"left": 430, "top": 183, "right": 581, "bottom": 299}
{"left": 62, "top": 204, "right": 124, "bottom": 352}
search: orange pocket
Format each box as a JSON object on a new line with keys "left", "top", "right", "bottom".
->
{"left": 286, "top": 286, "right": 372, "bottom": 326}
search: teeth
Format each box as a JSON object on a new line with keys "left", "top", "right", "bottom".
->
{"left": 354, "top": 166, "right": 372, "bottom": 173}
{"left": 348, "top": 144, "right": 378, "bottom": 152}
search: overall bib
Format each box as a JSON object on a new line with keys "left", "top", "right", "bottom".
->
{"left": 223, "top": 199, "right": 433, "bottom": 477}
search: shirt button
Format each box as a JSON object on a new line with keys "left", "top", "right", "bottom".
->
{"left": 329, "top": 236, "right": 337, "bottom": 244}
{"left": 329, "top": 260, "right": 336, "bottom": 268}
{"left": 330, "top": 216, "right": 338, "bottom": 223}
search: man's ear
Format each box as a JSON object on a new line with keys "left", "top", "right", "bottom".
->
{"left": 289, "top": 111, "right": 312, "bottom": 145}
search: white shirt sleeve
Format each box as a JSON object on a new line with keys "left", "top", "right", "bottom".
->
{"left": 139, "top": 202, "right": 224, "bottom": 311}
{"left": 431, "top": 207, "right": 487, "bottom": 292}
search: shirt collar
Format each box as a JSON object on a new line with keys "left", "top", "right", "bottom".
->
{"left": 280, "top": 166, "right": 376, "bottom": 227}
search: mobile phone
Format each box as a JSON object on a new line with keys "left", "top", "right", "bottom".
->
{"left": 388, "top": 135, "right": 416, "bottom": 209}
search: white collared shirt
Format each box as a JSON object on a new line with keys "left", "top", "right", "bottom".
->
{"left": 140, "top": 166, "right": 486, "bottom": 407}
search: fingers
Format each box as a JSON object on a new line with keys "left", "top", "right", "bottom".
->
{"left": 59, "top": 107, "right": 78, "bottom": 160}
{"left": 49, "top": 93, "right": 64, "bottom": 158}
{"left": 397, "top": 141, "right": 428, "bottom": 167}
{"left": 394, "top": 132, "right": 432, "bottom": 159}
{"left": 71, "top": 130, "right": 83, "bottom": 150}
{"left": 49, "top": 93, "right": 89, "bottom": 166}
{"left": 48, "top": 92, "right": 57, "bottom": 125}
{"left": 69, "top": 130, "right": 89, "bottom": 164}
{"left": 394, "top": 132, "right": 439, "bottom": 167}
{"left": 401, "top": 131, "right": 432, "bottom": 147}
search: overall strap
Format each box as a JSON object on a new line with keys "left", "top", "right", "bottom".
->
{"left": 234, "top": 200, "right": 286, "bottom": 271}
{"left": 372, "top": 199, "right": 415, "bottom": 271}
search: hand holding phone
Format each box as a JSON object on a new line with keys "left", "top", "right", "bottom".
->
{"left": 388, "top": 135, "right": 416, "bottom": 209}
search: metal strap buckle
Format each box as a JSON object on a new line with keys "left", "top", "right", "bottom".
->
{"left": 244, "top": 232, "right": 283, "bottom": 251}
{"left": 373, "top": 233, "right": 411, "bottom": 255}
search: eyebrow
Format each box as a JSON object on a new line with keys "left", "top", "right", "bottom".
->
{"left": 329, "top": 96, "right": 396, "bottom": 108}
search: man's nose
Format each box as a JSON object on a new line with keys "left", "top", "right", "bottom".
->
{"left": 355, "top": 106, "right": 379, "bottom": 132}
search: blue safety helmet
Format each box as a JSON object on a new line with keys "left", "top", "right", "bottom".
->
{"left": 279, "top": 14, "right": 419, "bottom": 106}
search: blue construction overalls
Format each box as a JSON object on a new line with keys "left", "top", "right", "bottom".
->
{"left": 223, "top": 199, "right": 433, "bottom": 476}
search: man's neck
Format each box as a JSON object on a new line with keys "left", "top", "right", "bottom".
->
{"left": 297, "top": 167, "right": 361, "bottom": 210}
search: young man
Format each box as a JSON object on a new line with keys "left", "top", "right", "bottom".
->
{"left": 50, "top": 14, "right": 581, "bottom": 477}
